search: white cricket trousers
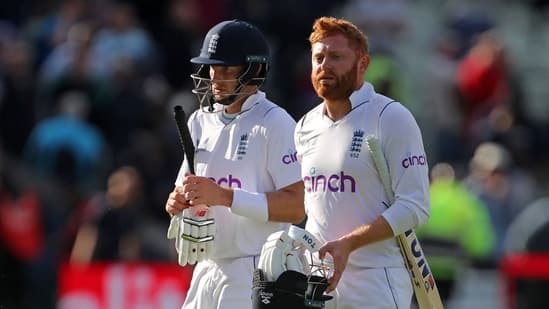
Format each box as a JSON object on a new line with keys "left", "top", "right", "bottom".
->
{"left": 327, "top": 266, "right": 413, "bottom": 309}
{"left": 182, "top": 256, "right": 258, "bottom": 309}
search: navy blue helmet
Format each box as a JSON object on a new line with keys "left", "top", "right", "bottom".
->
{"left": 190, "top": 20, "right": 270, "bottom": 110}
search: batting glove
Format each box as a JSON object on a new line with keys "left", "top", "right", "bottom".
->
{"left": 167, "top": 205, "right": 215, "bottom": 266}
{"left": 257, "top": 226, "right": 322, "bottom": 282}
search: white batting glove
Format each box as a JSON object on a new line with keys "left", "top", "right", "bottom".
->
{"left": 167, "top": 205, "right": 215, "bottom": 266}
{"left": 167, "top": 214, "right": 180, "bottom": 239}
{"left": 257, "top": 226, "right": 321, "bottom": 281}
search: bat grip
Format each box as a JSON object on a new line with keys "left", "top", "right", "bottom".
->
{"left": 174, "top": 105, "right": 195, "bottom": 174}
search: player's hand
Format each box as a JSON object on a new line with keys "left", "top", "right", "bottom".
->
{"left": 165, "top": 186, "right": 191, "bottom": 215}
{"left": 182, "top": 175, "right": 233, "bottom": 207}
{"left": 318, "top": 237, "right": 353, "bottom": 293}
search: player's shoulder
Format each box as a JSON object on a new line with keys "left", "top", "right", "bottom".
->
{"left": 371, "top": 94, "right": 420, "bottom": 136}
{"left": 296, "top": 103, "right": 323, "bottom": 130}
{"left": 182, "top": 107, "right": 201, "bottom": 128}
{"left": 189, "top": 106, "right": 211, "bottom": 121}
{"left": 371, "top": 94, "right": 414, "bottom": 122}
{"left": 257, "top": 97, "right": 295, "bottom": 124}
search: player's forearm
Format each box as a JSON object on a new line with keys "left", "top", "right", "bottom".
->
{"left": 228, "top": 181, "right": 305, "bottom": 223}
{"left": 266, "top": 181, "right": 306, "bottom": 223}
{"left": 341, "top": 216, "right": 394, "bottom": 252}
{"left": 382, "top": 199, "right": 429, "bottom": 236}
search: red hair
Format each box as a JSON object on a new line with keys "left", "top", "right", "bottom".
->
{"left": 308, "top": 17, "right": 369, "bottom": 55}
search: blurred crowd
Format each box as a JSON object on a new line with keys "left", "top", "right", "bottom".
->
{"left": 1, "top": 0, "right": 548, "bottom": 308}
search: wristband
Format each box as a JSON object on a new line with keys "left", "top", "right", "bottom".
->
{"left": 230, "top": 189, "right": 269, "bottom": 222}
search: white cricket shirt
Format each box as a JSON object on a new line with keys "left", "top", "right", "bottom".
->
{"left": 295, "top": 82, "right": 430, "bottom": 268}
{"left": 175, "top": 91, "right": 300, "bottom": 259}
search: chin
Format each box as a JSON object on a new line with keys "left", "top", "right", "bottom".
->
{"left": 316, "top": 87, "right": 337, "bottom": 100}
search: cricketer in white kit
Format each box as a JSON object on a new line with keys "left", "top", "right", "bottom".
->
{"left": 166, "top": 19, "right": 304, "bottom": 309}
{"left": 175, "top": 91, "right": 302, "bottom": 309}
{"left": 295, "top": 82, "right": 431, "bottom": 309}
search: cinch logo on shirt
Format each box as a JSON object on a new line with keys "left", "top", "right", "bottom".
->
{"left": 282, "top": 150, "right": 298, "bottom": 164}
{"left": 401, "top": 153, "right": 427, "bottom": 168}
{"left": 303, "top": 171, "right": 356, "bottom": 193}
{"left": 208, "top": 175, "right": 242, "bottom": 188}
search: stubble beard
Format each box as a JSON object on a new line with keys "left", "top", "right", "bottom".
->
{"left": 311, "top": 62, "right": 358, "bottom": 101}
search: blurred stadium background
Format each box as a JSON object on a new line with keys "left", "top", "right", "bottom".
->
{"left": 1, "top": 0, "right": 548, "bottom": 308}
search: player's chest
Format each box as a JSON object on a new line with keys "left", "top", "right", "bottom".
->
{"left": 300, "top": 123, "right": 373, "bottom": 166}
{"left": 195, "top": 123, "right": 266, "bottom": 164}
{"left": 299, "top": 123, "right": 378, "bottom": 194}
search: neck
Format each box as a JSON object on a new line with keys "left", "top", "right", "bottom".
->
{"left": 224, "top": 87, "right": 258, "bottom": 114}
{"left": 225, "top": 100, "right": 244, "bottom": 114}
{"left": 324, "top": 99, "right": 352, "bottom": 121}
{"left": 322, "top": 81, "right": 363, "bottom": 121}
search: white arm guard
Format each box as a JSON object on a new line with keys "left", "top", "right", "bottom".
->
{"left": 257, "top": 226, "right": 322, "bottom": 281}
{"left": 166, "top": 205, "right": 215, "bottom": 266}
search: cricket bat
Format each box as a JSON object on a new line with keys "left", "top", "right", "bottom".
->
{"left": 173, "top": 105, "right": 195, "bottom": 174}
{"left": 366, "top": 136, "right": 444, "bottom": 309}
{"left": 170, "top": 105, "right": 197, "bottom": 265}
{"left": 172, "top": 105, "right": 216, "bottom": 265}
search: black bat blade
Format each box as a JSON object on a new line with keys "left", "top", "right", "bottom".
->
{"left": 173, "top": 105, "right": 195, "bottom": 174}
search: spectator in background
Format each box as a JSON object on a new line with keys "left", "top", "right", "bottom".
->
{"left": 118, "top": 129, "right": 182, "bottom": 222}
{"left": 37, "top": 21, "right": 112, "bottom": 120}
{"left": 456, "top": 30, "right": 536, "bottom": 165}
{"left": 463, "top": 142, "right": 537, "bottom": 263}
{"left": 23, "top": 90, "right": 110, "bottom": 191}
{"left": 0, "top": 35, "right": 37, "bottom": 157}
{"left": 83, "top": 3, "right": 159, "bottom": 160}
{"left": 445, "top": 6, "right": 494, "bottom": 59}
{"left": 416, "top": 162, "right": 495, "bottom": 302}
{"left": 97, "top": 60, "right": 150, "bottom": 161}
{"left": 0, "top": 153, "right": 44, "bottom": 309}
{"left": 363, "top": 51, "right": 405, "bottom": 101}
{"left": 2, "top": 142, "right": 93, "bottom": 309}
{"left": 23, "top": 0, "right": 91, "bottom": 70}
{"left": 456, "top": 31, "right": 510, "bottom": 142}
{"left": 422, "top": 29, "right": 465, "bottom": 166}
{"left": 70, "top": 166, "right": 156, "bottom": 263}
{"left": 340, "top": 0, "right": 409, "bottom": 54}
{"left": 155, "top": 0, "right": 202, "bottom": 91}
{"left": 88, "top": 2, "right": 156, "bottom": 81}
{"left": 38, "top": 21, "right": 95, "bottom": 85}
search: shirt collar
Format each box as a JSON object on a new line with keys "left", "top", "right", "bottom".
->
{"left": 320, "top": 82, "right": 374, "bottom": 121}
{"left": 241, "top": 90, "right": 265, "bottom": 111}
{"left": 349, "top": 82, "right": 374, "bottom": 109}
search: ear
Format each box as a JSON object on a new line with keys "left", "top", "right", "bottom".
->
{"left": 359, "top": 54, "right": 370, "bottom": 73}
